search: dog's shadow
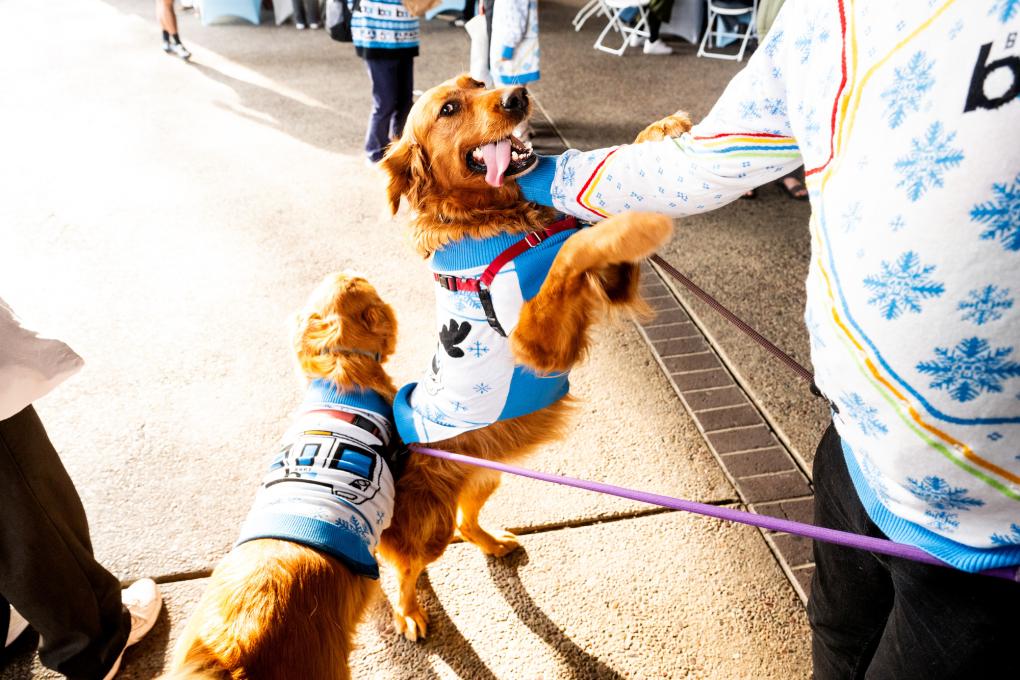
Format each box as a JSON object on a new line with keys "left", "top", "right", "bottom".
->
{"left": 487, "top": 549, "right": 625, "bottom": 680}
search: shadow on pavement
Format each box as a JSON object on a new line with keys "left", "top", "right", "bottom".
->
{"left": 488, "top": 549, "right": 626, "bottom": 680}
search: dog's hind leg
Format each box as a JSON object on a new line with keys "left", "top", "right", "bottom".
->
{"left": 456, "top": 469, "right": 521, "bottom": 557}
{"left": 388, "top": 555, "right": 430, "bottom": 642}
{"left": 511, "top": 212, "right": 673, "bottom": 374}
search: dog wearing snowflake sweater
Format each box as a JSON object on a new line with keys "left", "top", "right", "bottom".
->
{"left": 376, "top": 74, "right": 676, "bottom": 640}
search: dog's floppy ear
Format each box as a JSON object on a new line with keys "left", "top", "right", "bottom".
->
{"left": 380, "top": 137, "right": 427, "bottom": 215}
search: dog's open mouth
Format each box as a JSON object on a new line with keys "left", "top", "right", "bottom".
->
{"left": 466, "top": 135, "right": 537, "bottom": 188}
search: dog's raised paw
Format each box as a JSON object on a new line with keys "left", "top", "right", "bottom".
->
{"left": 634, "top": 111, "right": 693, "bottom": 143}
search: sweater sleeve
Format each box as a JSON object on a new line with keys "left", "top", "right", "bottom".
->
{"left": 493, "top": 0, "right": 529, "bottom": 55}
{"left": 524, "top": 8, "right": 803, "bottom": 218}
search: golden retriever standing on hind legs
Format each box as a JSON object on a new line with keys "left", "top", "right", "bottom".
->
{"left": 376, "top": 74, "right": 684, "bottom": 642}
{"left": 163, "top": 272, "right": 403, "bottom": 680}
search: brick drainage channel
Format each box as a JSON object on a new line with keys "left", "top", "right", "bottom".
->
{"left": 637, "top": 260, "right": 816, "bottom": 603}
{"left": 529, "top": 101, "right": 816, "bottom": 604}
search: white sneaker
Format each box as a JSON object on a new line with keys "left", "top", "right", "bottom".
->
{"left": 4, "top": 607, "right": 29, "bottom": 648}
{"left": 643, "top": 39, "right": 673, "bottom": 55}
{"left": 295, "top": 22, "right": 307, "bottom": 30}
{"left": 309, "top": 22, "right": 321, "bottom": 29}
{"left": 169, "top": 42, "right": 191, "bottom": 60}
{"left": 102, "top": 579, "right": 162, "bottom": 680}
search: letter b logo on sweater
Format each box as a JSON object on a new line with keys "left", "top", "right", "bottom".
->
{"left": 965, "top": 38, "right": 1020, "bottom": 112}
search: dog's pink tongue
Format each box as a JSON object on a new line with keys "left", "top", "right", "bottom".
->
{"left": 482, "top": 139, "right": 512, "bottom": 187}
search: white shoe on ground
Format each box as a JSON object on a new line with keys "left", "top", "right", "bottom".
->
{"left": 169, "top": 42, "right": 191, "bottom": 60}
{"left": 4, "top": 607, "right": 29, "bottom": 648}
{"left": 643, "top": 38, "right": 673, "bottom": 55}
{"left": 295, "top": 22, "right": 307, "bottom": 30}
{"left": 102, "top": 579, "right": 162, "bottom": 680}
{"left": 309, "top": 22, "right": 321, "bottom": 29}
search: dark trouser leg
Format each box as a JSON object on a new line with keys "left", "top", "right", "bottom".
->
{"left": 364, "top": 58, "right": 401, "bottom": 163}
{"left": 292, "top": 0, "right": 306, "bottom": 24}
{"left": 462, "top": 0, "right": 475, "bottom": 21}
{"left": 389, "top": 55, "right": 414, "bottom": 142}
{"left": 648, "top": 14, "right": 661, "bottom": 42}
{"left": 808, "top": 423, "right": 1020, "bottom": 680}
{"left": 0, "top": 406, "right": 129, "bottom": 680}
{"left": 302, "top": 0, "right": 320, "bottom": 25}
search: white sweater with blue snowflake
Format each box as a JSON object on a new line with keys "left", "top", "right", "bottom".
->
{"left": 517, "top": 0, "right": 1020, "bottom": 572}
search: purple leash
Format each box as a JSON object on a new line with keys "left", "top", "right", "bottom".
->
{"left": 412, "top": 446, "right": 1019, "bottom": 582}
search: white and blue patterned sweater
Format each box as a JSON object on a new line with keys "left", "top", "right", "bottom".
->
{"left": 236, "top": 380, "right": 396, "bottom": 578}
{"left": 394, "top": 227, "right": 577, "bottom": 443}
{"left": 352, "top": 0, "right": 419, "bottom": 59}
{"left": 518, "top": 0, "right": 1020, "bottom": 572}
{"left": 490, "top": 0, "right": 539, "bottom": 86}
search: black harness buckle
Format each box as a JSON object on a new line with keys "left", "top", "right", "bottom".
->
{"left": 477, "top": 285, "right": 507, "bottom": 337}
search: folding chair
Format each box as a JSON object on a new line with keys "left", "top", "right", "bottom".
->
{"left": 573, "top": 0, "right": 611, "bottom": 32}
{"left": 593, "top": 0, "right": 651, "bottom": 56}
{"left": 697, "top": 0, "right": 757, "bottom": 61}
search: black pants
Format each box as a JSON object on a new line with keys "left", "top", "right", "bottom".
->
{"left": 363, "top": 56, "right": 414, "bottom": 162}
{"left": 0, "top": 406, "right": 129, "bottom": 680}
{"left": 808, "top": 424, "right": 1020, "bottom": 680}
{"left": 292, "top": 0, "right": 320, "bottom": 26}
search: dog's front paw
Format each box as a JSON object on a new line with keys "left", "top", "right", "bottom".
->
{"left": 461, "top": 525, "right": 522, "bottom": 557}
{"left": 510, "top": 315, "right": 576, "bottom": 375}
{"left": 394, "top": 604, "right": 429, "bottom": 642}
{"left": 634, "top": 111, "right": 693, "bottom": 143}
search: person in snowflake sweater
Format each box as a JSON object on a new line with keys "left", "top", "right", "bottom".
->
{"left": 517, "top": 1, "right": 1020, "bottom": 677}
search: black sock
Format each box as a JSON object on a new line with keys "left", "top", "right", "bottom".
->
{"left": 172, "top": 34, "right": 182, "bottom": 45}
{"left": 162, "top": 30, "right": 169, "bottom": 41}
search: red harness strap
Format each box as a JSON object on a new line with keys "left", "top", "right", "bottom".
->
{"left": 432, "top": 215, "right": 579, "bottom": 293}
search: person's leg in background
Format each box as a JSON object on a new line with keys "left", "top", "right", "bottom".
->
{"left": 0, "top": 406, "right": 130, "bottom": 679}
{"left": 808, "top": 424, "right": 1020, "bottom": 679}
{"left": 644, "top": 0, "right": 673, "bottom": 54}
{"left": 304, "top": 0, "right": 321, "bottom": 29}
{"left": 293, "top": 0, "right": 308, "bottom": 28}
{"left": 156, "top": 0, "right": 190, "bottom": 59}
{"left": 364, "top": 57, "right": 400, "bottom": 164}
{"left": 389, "top": 55, "right": 415, "bottom": 144}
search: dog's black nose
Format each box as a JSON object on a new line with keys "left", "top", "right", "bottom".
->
{"left": 501, "top": 87, "right": 529, "bottom": 112}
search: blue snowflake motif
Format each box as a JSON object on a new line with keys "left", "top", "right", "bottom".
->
{"left": 551, "top": 185, "right": 566, "bottom": 204}
{"left": 467, "top": 341, "right": 489, "bottom": 358}
{"left": 452, "top": 291, "right": 483, "bottom": 313}
{"left": 862, "top": 251, "right": 945, "bottom": 320}
{"left": 762, "top": 98, "right": 787, "bottom": 117}
{"left": 948, "top": 19, "right": 963, "bottom": 39}
{"left": 335, "top": 513, "right": 372, "bottom": 540}
{"left": 841, "top": 201, "right": 862, "bottom": 232}
{"left": 857, "top": 452, "right": 892, "bottom": 504}
{"left": 959, "top": 285, "right": 1014, "bottom": 325}
{"left": 906, "top": 476, "right": 985, "bottom": 510}
{"left": 970, "top": 172, "right": 1020, "bottom": 251}
{"left": 739, "top": 100, "right": 762, "bottom": 119}
{"left": 802, "top": 107, "right": 821, "bottom": 150}
{"left": 916, "top": 337, "right": 1020, "bottom": 402}
{"left": 473, "top": 382, "right": 492, "bottom": 394}
{"left": 889, "top": 215, "right": 906, "bottom": 232}
{"left": 451, "top": 400, "right": 467, "bottom": 412}
{"left": 840, "top": 392, "right": 888, "bottom": 437}
{"left": 987, "top": 431, "right": 1002, "bottom": 441}
{"left": 925, "top": 510, "right": 960, "bottom": 531}
{"left": 990, "top": 523, "right": 1020, "bottom": 546}
{"left": 881, "top": 51, "right": 935, "bottom": 129}
{"left": 771, "top": 66, "right": 782, "bottom": 80}
{"left": 794, "top": 29, "right": 813, "bottom": 64}
{"left": 764, "top": 29, "right": 784, "bottom": 57}
{"left": 989, "top": 0, "right": 1020, "bottom": 23}
{"left": 561, "top": 163, "right": 577, "bottom": 189}
{"left": 894, "top": 121, "right": 964, "bottom": 202}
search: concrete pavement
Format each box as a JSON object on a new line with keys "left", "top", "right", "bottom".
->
{"left": 0, "top": 0, "right": 813, "bottom": 677}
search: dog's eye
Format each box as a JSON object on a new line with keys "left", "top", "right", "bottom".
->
{"left": 439, "top": 101, "right": 459, "bottom": 117}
